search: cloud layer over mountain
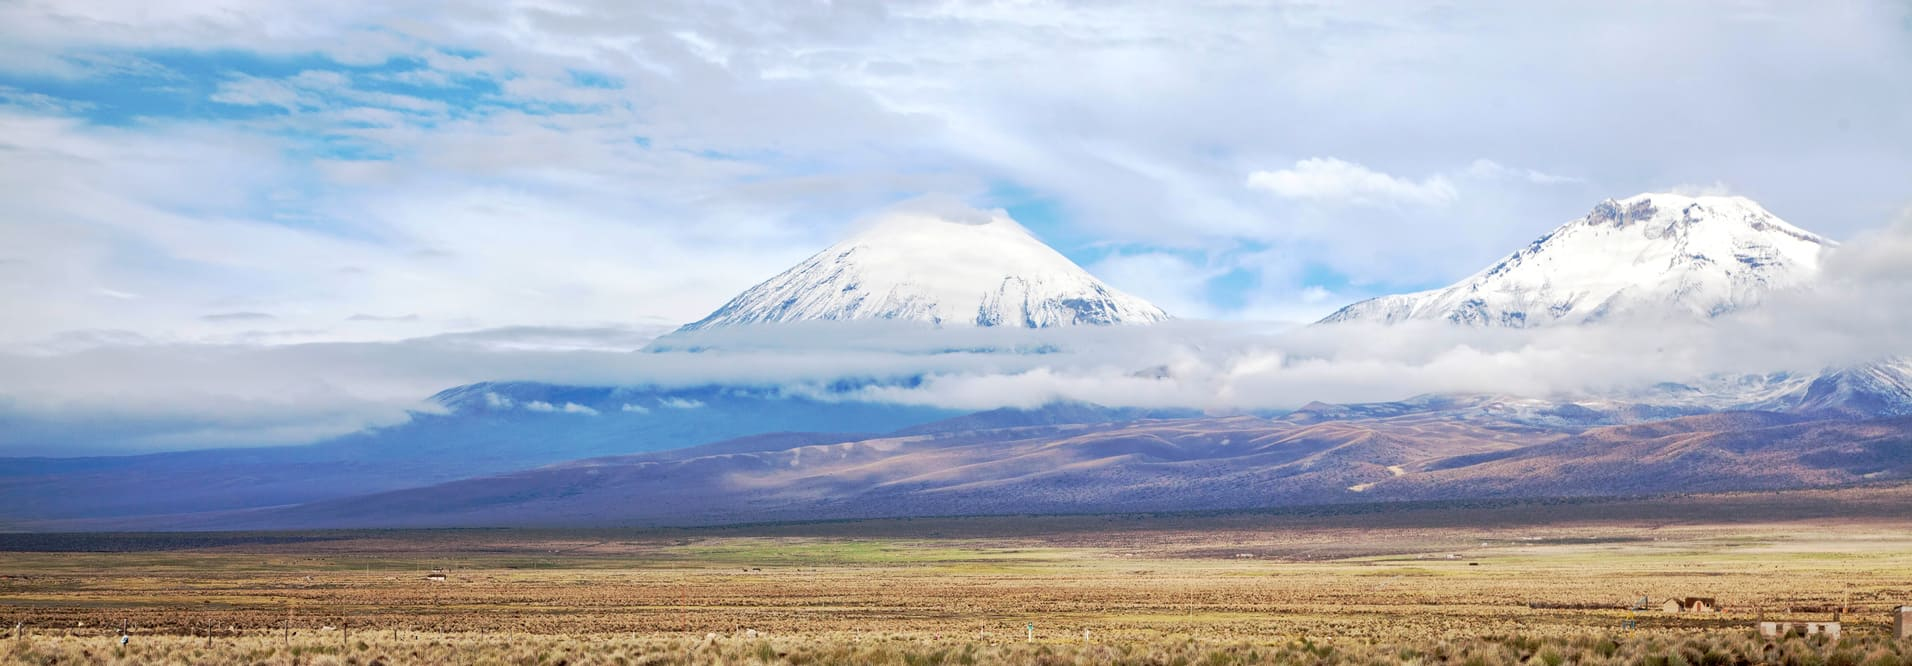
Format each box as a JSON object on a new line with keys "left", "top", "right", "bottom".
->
{"left": 6, "top": 211, "right": 1909, "bottom": 455}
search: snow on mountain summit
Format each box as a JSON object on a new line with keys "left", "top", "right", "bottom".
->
{"left": 1320, "top": 192, "right": 1832, "bottom": 327}
{"left": 679, "top": 206, "right": 1170, "bottom": 331}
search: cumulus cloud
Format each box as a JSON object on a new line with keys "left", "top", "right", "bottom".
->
{"left": 526, "top": 400, "right": 598, "bottom": 415}
{"left": 1247, "top": 158, "right": 1459, "bottom": 207}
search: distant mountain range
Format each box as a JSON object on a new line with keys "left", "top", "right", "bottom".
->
{"left": 4, "top": 191, "right": 1910, "bottom": 532}
{"left": 174, "top": 402, "right": 1912, "bottom": 530}
{"left": 17, "top": 378, "right": 1912, "bottom": 530}
{"left": 678, "top": 206, "right": 1169, "bottom": 330}
{"left": 1321, "top": 193, "right": 1829, "bottom": 326}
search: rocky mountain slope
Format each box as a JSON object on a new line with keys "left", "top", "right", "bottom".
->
{"left": 173, "top": 404, "right": 1912, "bottom": 530}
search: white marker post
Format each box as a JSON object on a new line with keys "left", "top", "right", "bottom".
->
{"left": 1025, "top": 623, "right": 1033, "bottom": 643}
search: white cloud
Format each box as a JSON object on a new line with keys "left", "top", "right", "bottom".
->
{"left": 1246, "top": 157, "right": 1579, "bottom": 210}
{"left": 1247, "top": 158, "right": 1458, "bottom": 207}
{"left": 0, "top": 85, "right": 96, "bottom": 113}
{"left": 658, "top": 397, "right": 704, "bottom": 409}
{"left": 519, "top": 400, "right": 597, "bottom": 415}
{"left": 619, "top": 403, "right": 650, "bottom": 414}
{"left": 208, "top": 75, "right": 308, "bottom": 111}
{"left": 1461, "top": 159, "right": 1581, "bottom": 185}
{"left": 90, "top": 288, "right": 140, "bottom": 301}
{"left": 1670, "top": 181, "right": 1738, "bottom": 197}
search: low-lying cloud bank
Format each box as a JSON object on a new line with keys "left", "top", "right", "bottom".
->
{"left": 4, "top": 216, "right": 1909, "bottom": 456}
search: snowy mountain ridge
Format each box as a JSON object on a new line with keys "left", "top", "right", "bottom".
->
{"left": 679, "top": 207, "right": 1169, "bottom": 331}
{"left": 1784, "top": 357, "right": 1912, "bottom": 418}
{"left": 1320, "top": 192, "right": 1832, "bottom": 326}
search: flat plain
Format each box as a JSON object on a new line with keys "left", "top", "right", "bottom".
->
{"left": 3, "top": 486, "right": 1911, "bottom": 664}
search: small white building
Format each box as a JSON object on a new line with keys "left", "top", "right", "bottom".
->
{"left": 1894, "top": 605, "right": 1911, "bottom": 640}
{"left": 1760, "top": 621, "right": 1840, "bottom": 639}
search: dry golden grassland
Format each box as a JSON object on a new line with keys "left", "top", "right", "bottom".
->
{"left": 3, "top": 492, "right": 1911, "bottom": 664}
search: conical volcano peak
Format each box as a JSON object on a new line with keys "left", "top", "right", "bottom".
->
{"left": 678, "top": 202, "right": 1169, "bottom": 331}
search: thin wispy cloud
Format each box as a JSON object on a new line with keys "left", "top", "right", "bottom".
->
{"left": 1248, "top": 158, "right": 1460, "bottom": 207}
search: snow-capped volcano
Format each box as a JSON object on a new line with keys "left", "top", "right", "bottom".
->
{"left": 1320, "top": 193, "right": 1831, "bottom": 326}
{"left": 679, "top": 206, "right": 1169, "bottom": 331}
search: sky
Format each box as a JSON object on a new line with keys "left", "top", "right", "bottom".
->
{"left": 2, "top": 1, "right": 1910, "bottom": 453}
